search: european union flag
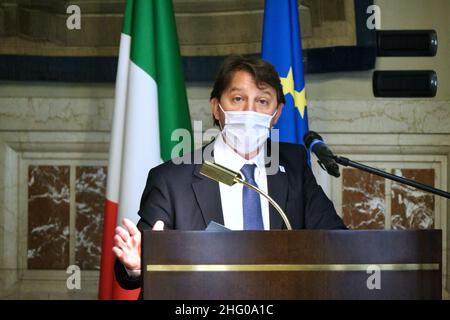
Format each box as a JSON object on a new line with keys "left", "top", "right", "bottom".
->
{"left": 262, "top": 0, "right": 308, "bottom": 145}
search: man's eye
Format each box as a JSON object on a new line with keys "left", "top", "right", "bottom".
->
{"left": 259, "top": 99, "right": 268, "bottom": 105}
{"left": 233, "top": 97, "right": 243, "bottom": 102}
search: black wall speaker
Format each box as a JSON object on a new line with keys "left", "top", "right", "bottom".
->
{"left": 376, "top": 30, "right": 438, "bottom": 57}
{"left": 373, "top": 70, "right": 437, "bottom": 97}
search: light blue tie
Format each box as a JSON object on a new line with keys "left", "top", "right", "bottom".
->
{"left": 241, "top": 164, "right": 264, "bottom": 230}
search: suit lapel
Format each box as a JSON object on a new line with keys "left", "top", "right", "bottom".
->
{"left": 267, "top": 168, "right": 289, "bottom": 229}
{"left": 191, "top": 146, "right": 224, "bottom": 227}
{"left": 265, "top": 140, "right": 289, "bottom": 230}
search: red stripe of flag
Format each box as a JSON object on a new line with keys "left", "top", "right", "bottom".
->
{"left": 98, "top": 199, "right": 140, "bottom": 299}
{"left": 98, "top": 199, "right": 118, "bottom": 299}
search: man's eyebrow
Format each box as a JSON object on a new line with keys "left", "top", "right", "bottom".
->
{"left": 259, "top": 90, "right": 274, "bottom": 96}
{"left": 228, "top": 87, "right": 274, "bottom": 96}
{"left": 228, "top": 87, "right": 243, "bottom": 93}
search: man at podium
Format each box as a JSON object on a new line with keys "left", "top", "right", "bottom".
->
{"left": 113, "top": 56, "right": 346, "bottom": 290}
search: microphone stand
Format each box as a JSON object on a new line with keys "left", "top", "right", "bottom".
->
{"left": 200, "top": 161, "right": 293, "bottom": 230}
{"left": 334, "top": 155, "right": 450, "bottom": 199}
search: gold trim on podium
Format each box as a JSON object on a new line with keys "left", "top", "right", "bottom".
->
{"left": 147, "top": 263, "right": 439, "bottom": 272}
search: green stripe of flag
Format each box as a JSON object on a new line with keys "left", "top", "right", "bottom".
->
{"left": 122, "top": 0, "right": 134, "bottom": 36}
{"left": 154, "top": 0, "right": 192, "bottom": 160}
{"left": 130, "top": 0, "right": 156, "bottom": 78}
{"left": 123, "top": 0, "right": 193, "bottom": 161}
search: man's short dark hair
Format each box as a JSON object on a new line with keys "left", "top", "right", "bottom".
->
{"left": 210, "top": 55, "right": 286, "bottom": 106}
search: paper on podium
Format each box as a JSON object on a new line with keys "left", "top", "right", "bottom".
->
{"left": 205, "top": 221, "right": 231, "bottom": 232}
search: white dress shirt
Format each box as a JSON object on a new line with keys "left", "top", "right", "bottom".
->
{"left": 213, "top": 133, "right": 270, "bottom": 230}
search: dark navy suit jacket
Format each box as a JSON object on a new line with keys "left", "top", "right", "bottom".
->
{"left": 115, "top": 141, "right": 347, "bottom": 290}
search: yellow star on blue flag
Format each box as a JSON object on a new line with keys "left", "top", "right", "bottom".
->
{"left": 280, "top": 67, "right": 307, "bottom": 119}
{"left": 261, "top": 0, "right": 309, "bottom": 145}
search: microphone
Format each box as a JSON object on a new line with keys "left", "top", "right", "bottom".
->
{"left": 200, "top": 161, "right": 292, "bottom": 230}
{"left": 303, "top": 131, "right": 340, "bottom": 178}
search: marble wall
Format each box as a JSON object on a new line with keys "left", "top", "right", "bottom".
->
{"left": 342, "top": 168, "right": 436, "bottom": 231}
{"left": 342, "top": 169, "right": 386, "bottom": 230}
{"left": 28, "top": 165, "right": 70, "bottom": 270}
{"left": 0, "top": 133, "right": 108, "bottom": 299}
{"left": 27, "top": 164, "right": 107, "bottom": 271}
{"left": 75, "top": 166, "right": 106, "bottom": 271}
{"left": 0, "top": 0, "right": 448, "bottom": 301}
{"left": 391, "top": 169, "right": 435, "bottom": 230}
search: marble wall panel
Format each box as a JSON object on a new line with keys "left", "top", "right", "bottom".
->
{"left": 391, "top": 169, "right": 435, "bottom": 230}
{"left": 75, "top": 166, "right": 106, "bottom": 270}
{"left": 342, "top": 168, "right": 385, "bottom": 229}
{"left": 28, "top": 165, "right": 70, "bottom": 269}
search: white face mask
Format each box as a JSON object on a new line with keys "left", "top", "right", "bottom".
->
{"left": 218, "top": 103, "right": 277, "bottom": 156}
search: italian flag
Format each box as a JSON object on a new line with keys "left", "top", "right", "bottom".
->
{"left": 98, "top": 0, "right": 192, "bottom": 300}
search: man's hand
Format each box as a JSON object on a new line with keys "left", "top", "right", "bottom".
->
{"left": 112, "top": 218, "right": 164, "bottom": 270}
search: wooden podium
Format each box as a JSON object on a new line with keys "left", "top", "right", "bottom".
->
{"left": 142, "top": 230, "right": 442, "bottom": 300}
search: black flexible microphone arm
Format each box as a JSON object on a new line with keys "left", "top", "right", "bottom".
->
{"left": 334, "top": 155, "right": 450, "bottom": 200}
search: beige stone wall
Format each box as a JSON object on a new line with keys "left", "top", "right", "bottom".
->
{"left": 304, "top": 0, "right": 450, "bottom": 101}
{"left": 0, "top": 0, "right": 358, "bottom": 56}
{"left": 0, "top": 0, "right": 449, "bottom": 299}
